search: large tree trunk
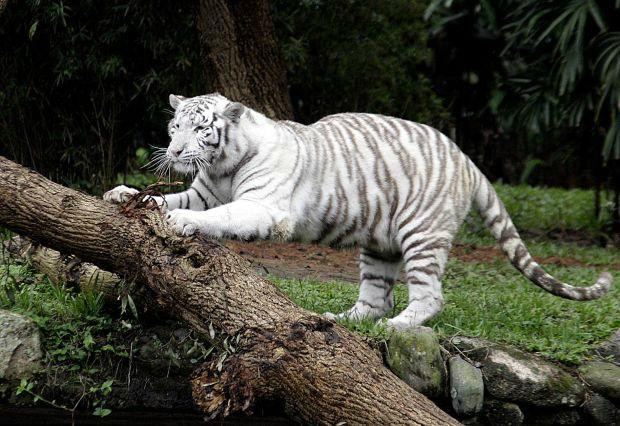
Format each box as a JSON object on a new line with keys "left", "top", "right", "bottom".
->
{"left": 0, "top": 156, "right": 458, "bottom": 425}
{"left": 196, "top": 0, "right": 293, "bottom": 120}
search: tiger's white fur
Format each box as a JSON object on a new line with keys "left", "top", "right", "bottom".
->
{"left": 104, "top": 93, "right": 612, "bottom": 331}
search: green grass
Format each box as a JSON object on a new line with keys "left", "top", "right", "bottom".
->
{"left": 0, "top": 260, "right": 215, "bottom": 415}
{"left": 273, "top": 256, "right": 619, "bottom": 365}
{"left": 456, "top": 231, "right": 620, "bottom": 266}
{"left": 462, "top": 183, "right": 613, "bottom": 239}
{"left": 0, "top": 261, "right": 133, "bottom": 414}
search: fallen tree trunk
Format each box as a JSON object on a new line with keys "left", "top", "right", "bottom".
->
{"left": 3, "top": 235, "right": 122, "bottom": 301}
{"left": 0, "top": 156, "right": 458, "bottom": 425}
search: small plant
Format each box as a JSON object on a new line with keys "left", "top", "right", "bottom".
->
{"left": 0, "top": 259, "right": 137, "bottom": 417}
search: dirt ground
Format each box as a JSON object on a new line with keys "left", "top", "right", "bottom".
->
{"left": 225, "top": 240, "right": 619, "bottom": 283}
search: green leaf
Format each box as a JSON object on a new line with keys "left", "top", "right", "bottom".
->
{"left": 423, "top": 0, "right": 445, "bottom": 21}
{"left": 93, "top": 407, "right": 112, "bottom": 417}
{"left": 83, "top": 330, "right": 94, "bottom": 349}
{"left": 28, "top": 21, "right": 38, "bottom": 40}
{"left": 16, "top": 378, "right": 29, "bottom": 395}
{"left": 100, "top": 379, "right": 114, "bottom": 395}
{"left": 489, "top": 89, "right": 505, "bottom": 114}
{"left": 587, "top": 1, "right": 606, "bottom": 31}
{"left": 519, "top": 157, "right": 543, "bottom": 185}
{"left": 121, "top": 295, "right": 127, "bottom": 315}
{"left": 126, "top": 294, "right": 138, "bottom": 320}
{"left": 535, "top": 8, "right": 572, "bottom": 46}
{"left": 135, "top": 148, "right": 150, "bottom": 167}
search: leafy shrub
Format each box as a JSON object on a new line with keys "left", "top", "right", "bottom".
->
{"left": 0, "top": 0, "right": 204, "bottom": 193}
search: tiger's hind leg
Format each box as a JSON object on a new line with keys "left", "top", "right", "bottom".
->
{"left": 386, "top": 237, "right": 450, "bottom": 331}
{"left": 325, "top": 248, "right": 401, "bottom": 321}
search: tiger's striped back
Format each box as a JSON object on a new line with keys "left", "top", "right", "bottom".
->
{"left": 280, "top": 113, "right": 474, "bottom": 251}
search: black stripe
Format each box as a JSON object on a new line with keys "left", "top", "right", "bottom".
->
{"left": 499, "top": 225, "right": 519, "bottom": 245}
{"left": 363, "top": 250, "right": 402, "bottom": 263}
{"left": 330, "top": 217, "right": 358, "bottom": 247}
{"left": 189, "top": 187, "right": 209, "bottom": 210}
{"left": 198, "top": 176, "right": 224, "bottom": 205}
{"left": 358, "top": 300, "right": 381, "bottom": 309}
{"left": 223, "top": 150, "right": 258, "bottom": 178}
{"left": 237, "top": 181, "right": 271, "bottom": 198}
{"left": 233, "top": 168, "right": 270, "bottom": 193}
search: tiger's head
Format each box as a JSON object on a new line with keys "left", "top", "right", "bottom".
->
{"left": 157, "top": 93, "right": 247, "bottom": 175}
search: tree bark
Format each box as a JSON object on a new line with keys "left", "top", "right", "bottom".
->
{"left": 0, "top": 156, "right": 458, "bottom": 425}
{"left": 196, "top": 0, "right": 293, "bottom": 120}
{"left": 3, "top": 236, "right": 121, "bottom": 301}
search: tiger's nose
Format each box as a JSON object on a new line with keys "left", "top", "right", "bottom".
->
{"left": 170, "top": 148, "right": 183, "bottom": 157}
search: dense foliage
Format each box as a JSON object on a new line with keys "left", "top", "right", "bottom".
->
{"left": 272, "top": 0, "right": 448, "bottom": 126}
{"left": 426, "top": 0, "right": 619, "bottom": 233}
{"left": 0, "top": 0, "right": 444, "bottom": 193}
{"left": 0, "top": 0, "right": 203, "bottom": 191}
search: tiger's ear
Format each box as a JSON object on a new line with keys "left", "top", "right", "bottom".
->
{"left": 222, "top": 102, "right": 244, "bottom": 124}
{"left": 169, "top": 94, "right": 186, "bottom": 110}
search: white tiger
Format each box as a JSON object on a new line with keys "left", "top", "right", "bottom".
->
{"left": 104, "top": 93, "right": 612, "bottom": 331}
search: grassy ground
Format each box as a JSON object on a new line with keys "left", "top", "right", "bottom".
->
{"left": 273, "top": 253, "right": 618, "bottom": 365}
{"left": 491, "top": 183, "right": 612, "bottom": 238}
{"left": 0, "top": 261, "right": 212, "bottom": 415}
{"left": 0, "top": 263, "right": 132, "bottom": 414}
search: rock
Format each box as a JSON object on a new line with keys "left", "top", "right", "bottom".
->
{"left": 526, "top": 408, "right": 582, "bottom": 425}
{"left": 579, "top": 361, "right": 620, "bottom": 400}
{"left": 595, "top": 329, "right": 620, "bottom": 364}
{"left": 0, "top": 310, "right": 43, "bottom": 380}
{"left": 172, "top": 327, "right": 191, "bottom": 341}
{"left": 386, "top": 327, "right": 445, "bottom": 398}
{"left": 483, "top": 400, "right": 524, "bottom": 426}
{"left": 447, "top": 336, "right": 584, "bottom": 407}
{"left": 585, "top": 393, "right": 619, "bottom": 425}
{"left": 460, "top": 416, "right": 483, "bottom": 425}
{"left": 449, "top": 356, "right": 484, "bottom": 416}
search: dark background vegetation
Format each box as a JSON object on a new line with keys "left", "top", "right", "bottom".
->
{"left": 0, "top": 0, "right": 618, "bottom": 237}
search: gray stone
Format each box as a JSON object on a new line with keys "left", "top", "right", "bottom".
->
{"left": 386, "top": 327, "right": 445, "bottom": 398}
{"left": 0, "top": 310, "right": 43, "bottom": 380}
{"left": 449, "top": 356, "right": 484, "bottom": 416}
{"left": 585, "top": 393, "right": 619, "bottom": 425}
{"left": 579, "top": 361, "right": 620, "bottom": 400}
{"left": 448, "top": 336, "right": 584, "bottom": 407}
{"left": 483, "top": 400, "right": 524, "bottom": 426}
{"left": 595, "top": 329, "right": 620, "bottom": 364}
{"left": 460, "top": 416, "right": 483, "bottom": 425}
{"left": 527, "top": 408, "right": 582, "bottom": 425}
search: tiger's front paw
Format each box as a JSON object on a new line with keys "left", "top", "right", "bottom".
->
{"left": 166, "top": 209, "right": 201, "bottom": 236}
{"left": 103, "top": 185, "right": 139, "bottom": 204}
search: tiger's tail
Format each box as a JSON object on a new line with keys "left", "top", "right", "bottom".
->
{"left": 473, "top": 173, "right": 612, "bottom": 300}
